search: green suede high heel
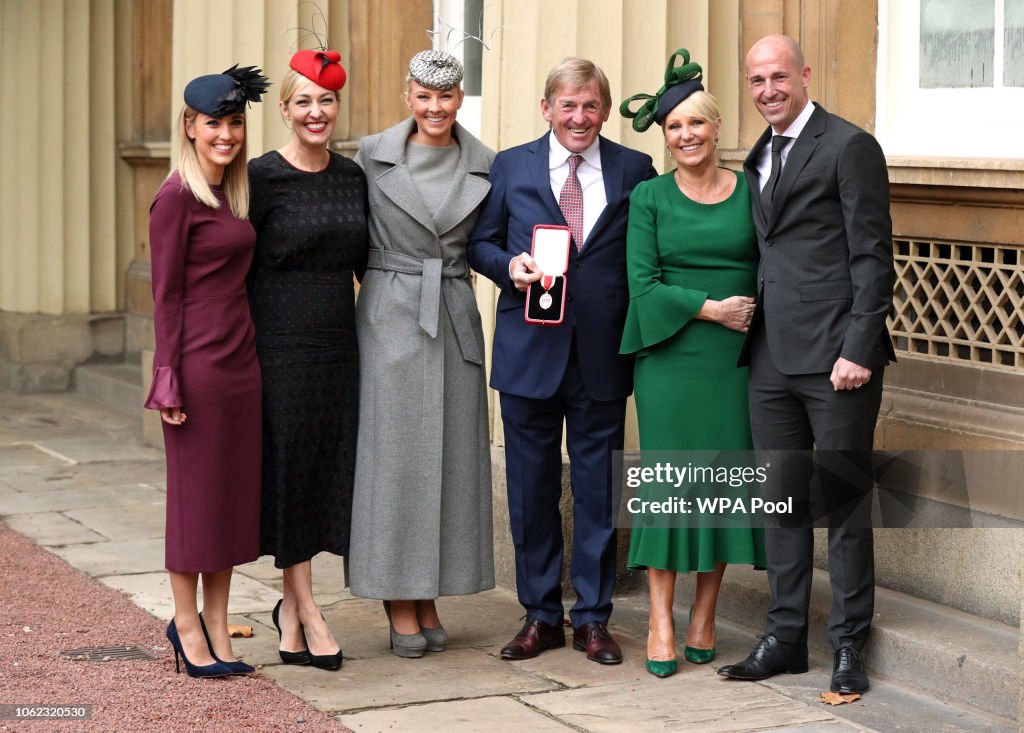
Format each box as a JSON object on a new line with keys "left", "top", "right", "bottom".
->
{"left": 646, "top": 656, "right": 679, "bottom": 677}
{"left": 645, "top": 614, "right": 678, "bottom": 678}
{"left": 685, "top": 606, "right": 716, "bottom": 664}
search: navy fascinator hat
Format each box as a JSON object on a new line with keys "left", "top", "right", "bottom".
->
{"left": 184, "top": 65, "right": 271, "bottom": 117}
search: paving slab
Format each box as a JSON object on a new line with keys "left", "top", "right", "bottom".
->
{"left": 101, "top": 568, "right": 280, "bottom": 620}
{"left": 204, "top": 570, "right": 281, "bottom": 614}
{"left": 262, "top": 646, "right": 564, "bottom": 713}
{"left": 4, "top": 511, "right": 106, "bottom": 545}
{"left": 0, "top": 464, "right": 106, "bottom": 492}
{"left": 224, "top": 614, "right": 288, "bottom": 668}
{"left": 0, "top": 442, "right": 71, "bottom": 468}
{"left": 99, "top": 571, "right": 174, "bottom": 618}
{"left": 396, "top": 588, "right": 543, "bottom": 651}
{"left": 520, "top": 675, "right": 838, "bottom": 733}
{"left": 0, "top": 404, "right": 96, "bottom": 442}
{"left": 340, "top": 695, "right": 576, "bottom": 732}
{"left": 234, "top": 552, "right": 351, "bottom": 604}
{"left": 235, "top": 554, "right": 286, "bottom": 585}
{"left": 50, "top": 537, "right": 166, "bottom": 575}
{"left": 497, "top": 631, "right": 651, "bottom": 691}
{"left": 0, "top": 483, "right": 164, "bottom": 515}
{"left": 27, "top": 393, "right": 142, "bottom": 430}
{"left": 0, "top": 464, "right": 163, "bottom": 496}
{"left": 761, "top": 667, "right": 1017, "bottom": 733}
{"left": 65, "top": 499, "right": 166, "bottom": 541}
{"left": 73, "top": 460, "right": 166, "bottom": 488}
{"left": 33, "top": 435, "right": 164, "bottom": 464}
{"left": 760, "top": 724, "right": 868, "bottom": 732}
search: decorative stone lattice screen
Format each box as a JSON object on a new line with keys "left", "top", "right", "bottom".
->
{"left": 890, "top": 238, "right": 1024, "bottom": 371}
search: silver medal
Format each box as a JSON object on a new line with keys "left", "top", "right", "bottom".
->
{"left": 539, "top": 292, "right": 553, "bottom": 310}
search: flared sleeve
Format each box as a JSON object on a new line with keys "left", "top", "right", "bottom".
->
{"left": 144, "top": 177, "right": 189, "bottom": 409}
{"left": 620, "top": 180, "right": 708, "bottom": 354}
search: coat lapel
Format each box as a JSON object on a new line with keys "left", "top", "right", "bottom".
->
{"left": 744, "top": 127, "right": 772, "bottom": 235}
{"left": 766, "top": 105, "right": 826, "bottom": 229}
{"left": 432, "top": 122, "right": 492, "bottom": 237}
{"left": 369, "top": 118, "right": 437, "bottom": 237}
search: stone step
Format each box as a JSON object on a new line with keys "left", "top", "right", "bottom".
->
{"left": 72, "top": 360, "right": 142, "bottom": 415}
{"left": 676, "top": 564, "right": 1020, "bottom": 721}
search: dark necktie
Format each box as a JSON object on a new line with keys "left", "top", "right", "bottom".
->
{"left": 760, "top": 135, "right": 789, "bottom": 214}
{"left": 559, "top": 154, "right": 584, "bottom": 251}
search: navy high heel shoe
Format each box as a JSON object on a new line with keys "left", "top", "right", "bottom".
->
{"left": 198, "top": 613, "right": 255, "bottom": 675}
{"left": 166, "top": 619, "right": 232, "bottom": 678}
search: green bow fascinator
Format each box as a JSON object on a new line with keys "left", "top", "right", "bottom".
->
{"left": 620, "top": 48, "right": 704, "bottom": 132}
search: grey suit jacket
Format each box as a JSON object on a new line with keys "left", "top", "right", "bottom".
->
{"left": 739, "top": 104, "right": 896, "bottom": 374}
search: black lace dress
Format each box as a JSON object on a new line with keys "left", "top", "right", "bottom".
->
{"left": 247, "top": 151, "right": 368, "bottom": 568}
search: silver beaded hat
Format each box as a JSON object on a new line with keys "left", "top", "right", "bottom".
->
{"left": 408, "top": 50, "right": 464, "bottom": 90}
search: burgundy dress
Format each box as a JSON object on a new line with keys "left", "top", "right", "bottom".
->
{"left": 145, "top": 172, "right": 261, "bottom": 572}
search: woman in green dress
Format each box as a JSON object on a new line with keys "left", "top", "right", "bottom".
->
{"left": 620, "top": 50, "right": 766, "bottom": 678}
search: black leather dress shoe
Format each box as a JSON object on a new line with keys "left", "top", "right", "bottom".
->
{"left": 830, "top": 646, "right": 869, "bottom": 693}
{"left": 500, "top": 618, "right": 565, "bottom": 660}
{"left": 716, "top": 634, "right": 808, "bottom": 680}
{"left": 572, "top": 622, "right": 623, "bottom": 664}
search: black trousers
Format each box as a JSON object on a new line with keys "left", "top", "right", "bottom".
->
{"left": 748, "top": 327, "right": 883, "bottom": 651}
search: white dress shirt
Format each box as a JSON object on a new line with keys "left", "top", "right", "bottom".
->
{"left": 756, "top": 100, "right": 816, "bottom": 191}
{"left": 548, "top": 132, "right": 607, "bottom": 245}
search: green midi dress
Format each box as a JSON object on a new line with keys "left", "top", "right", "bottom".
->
{"left": 620, "top": 169, "right": 767, "bottom": 573}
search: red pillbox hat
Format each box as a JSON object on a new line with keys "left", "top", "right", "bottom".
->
{"left": 289, "top": 49, "right": 347, "bottom": 91}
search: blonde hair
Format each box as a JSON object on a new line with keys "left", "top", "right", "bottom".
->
{"left": 667, "top": 90, "right": 721, "bottom": 127}
{"left": 279, "top": 68, "right": 340, "bottom": 105}
{"left": 543, "top": 58, "right": 612, "bottom": 112}
{"left": 171, "top": 105, "right": 250, "bottom": 219}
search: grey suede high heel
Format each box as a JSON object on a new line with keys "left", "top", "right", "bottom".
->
{"left": 420, "top": 625, "right": 447, "bottom": 652}
{"left": 383, "top": 601, "right": 427, "bottom": 658}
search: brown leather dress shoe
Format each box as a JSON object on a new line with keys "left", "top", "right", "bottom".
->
{"left": 572, "top": 621, "right": 623, "bottom": 664}
{"left": 499, "top": 617, "right": 565, "bottom": 660}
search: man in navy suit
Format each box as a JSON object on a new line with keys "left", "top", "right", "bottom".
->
{"left": 467, "top": 57, "right": 655, "bottom": 664}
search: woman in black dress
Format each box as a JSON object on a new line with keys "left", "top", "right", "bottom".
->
{"left": 247, "top": 48, "right": 368, "bottom": 671}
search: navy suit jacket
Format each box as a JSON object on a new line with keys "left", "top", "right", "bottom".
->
{"left": 467, "top": 133, "right": 655, "bottom": 401}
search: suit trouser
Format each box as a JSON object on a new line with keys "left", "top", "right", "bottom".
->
{"left": 748, "top": 327, "right": 882, "bottom": 651}
{"left": 499, "top": 343, "right": 625, "bottom": 628}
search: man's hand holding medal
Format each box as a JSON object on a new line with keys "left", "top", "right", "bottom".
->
{"left": 523, "top": 225, "right": 571, "bottom": 326}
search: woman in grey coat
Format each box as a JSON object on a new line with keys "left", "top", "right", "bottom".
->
{"left": 349, "top": 50, "right": 495, "bottom": 657}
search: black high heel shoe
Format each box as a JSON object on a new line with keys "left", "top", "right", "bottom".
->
{"left": 198, "top": 613, "right": 255, "bottom": 675}
{"left": 303, "top": 614, "right": 343, "bottom": 671}
{"left": 272, "top": 599, "right": 311, "bottom": 665}
{"left": 166, "top": 619, "right": 232, "bottom": 678}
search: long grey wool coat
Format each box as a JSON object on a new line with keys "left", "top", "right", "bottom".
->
{"left": 348, "top": 118, "right": 496, "bottom": 599}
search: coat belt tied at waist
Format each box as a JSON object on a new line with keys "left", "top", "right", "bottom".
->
{"left": 365, "top": 249, "right": 482, "bottom": 365}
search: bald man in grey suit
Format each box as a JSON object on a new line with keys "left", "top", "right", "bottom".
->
{"left": 717, "top": 35, "right": 895, "bottom": 695}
